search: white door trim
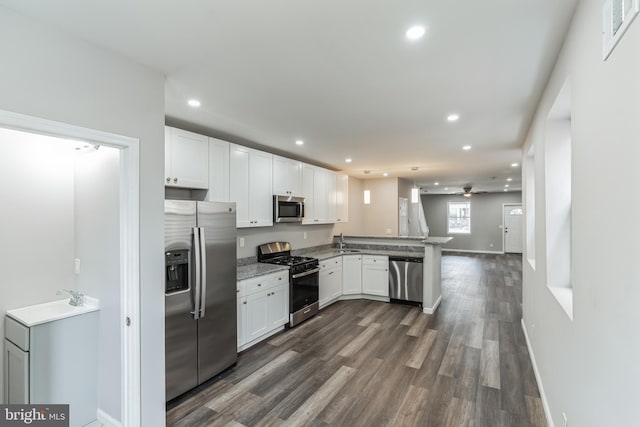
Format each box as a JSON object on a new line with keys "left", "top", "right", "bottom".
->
{"left": 502, "top": 203, "right": 523, "bottom": 254}
{"left": 0, "top": 109, "right": 141, "bottom": 426}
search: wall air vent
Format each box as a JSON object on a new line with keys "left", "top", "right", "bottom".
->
{"left": 603, "top": 0, "right": 639, "bottom": 60}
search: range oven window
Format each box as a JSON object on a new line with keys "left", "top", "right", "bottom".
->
{"left": 291, "top": 269, "right": 318, "bottom": 312}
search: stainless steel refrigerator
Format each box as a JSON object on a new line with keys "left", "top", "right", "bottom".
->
{"left": 164, "top": 200, "right": 237, "bottom": 401}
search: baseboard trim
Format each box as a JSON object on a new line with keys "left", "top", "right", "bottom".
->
{"left": 423, "top": 295, "right": 442, "bottom": 314}
{"left": 521, "top": 318, "right": 553, "bottom": 427}
{"left": 97, "top": 409, "right": 121, "bottom": 427}
{"left": 442, "top": 249, "right": 504, "bottom": 255}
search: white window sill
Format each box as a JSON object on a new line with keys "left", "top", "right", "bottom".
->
{"left": 549, "top": 286, "right": 573, "bottom": 321}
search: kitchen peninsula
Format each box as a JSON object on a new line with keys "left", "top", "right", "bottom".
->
{"left": 304, "top": 235, "right": 452, "bottom": 314}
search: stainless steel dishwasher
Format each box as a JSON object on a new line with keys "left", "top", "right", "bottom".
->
{"left": 388, "top": 255, "right": 423, "bottom": 305}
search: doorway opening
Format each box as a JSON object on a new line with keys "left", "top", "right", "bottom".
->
{"left": 0, "top": 110, "right": 140, "bottom": 426}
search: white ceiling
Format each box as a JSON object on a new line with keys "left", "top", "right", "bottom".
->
{"left": 0, "top": 0, "right": 578, "bottom": 193}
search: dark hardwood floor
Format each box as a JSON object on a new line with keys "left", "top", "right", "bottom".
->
{"left": 167, "top": 253, "right": 545, "bottom": 427}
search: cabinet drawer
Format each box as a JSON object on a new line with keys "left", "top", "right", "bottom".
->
{"left": 5, "top": 317, "right": 29, "bottom": 351}
{"left": 243, "top": 271, "right": 288, "bottom": 295}
{"left": 362, "top": 255, "right": 388, "bottom": 266}
{"left": 320, "top": 256, "right": 343, "bottom": 270}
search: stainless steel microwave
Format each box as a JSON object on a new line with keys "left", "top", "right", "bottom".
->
{"left": 273, "top": 195, "right": 305, "bottom": 223}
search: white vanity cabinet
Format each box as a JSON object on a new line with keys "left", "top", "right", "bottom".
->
{"left": 4, "top": 303, "right": 99, "bottom": 427}
{"left": 237, "top": 270, "right": 289, "bottom": 351}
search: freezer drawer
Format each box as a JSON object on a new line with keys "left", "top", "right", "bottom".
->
{"left": 388, "top": 257, "right": 423, "bottom": 304}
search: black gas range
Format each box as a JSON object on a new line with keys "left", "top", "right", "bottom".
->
{"left": 257, "top": 242, "right": 320, "bottom": 327}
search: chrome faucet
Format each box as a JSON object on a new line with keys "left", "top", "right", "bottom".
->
{"left": 57, "top": 289, "right": 85, "bottom": 307}
{"left": 339, "top": 233, "right": 345, "bottom": 250}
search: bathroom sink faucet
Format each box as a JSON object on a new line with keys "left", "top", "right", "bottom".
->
{"left": 57, "top": 289, "right": 85, "bottom": 307}
{"left": 339, "top": 233, "right": 345, "bottom": 250}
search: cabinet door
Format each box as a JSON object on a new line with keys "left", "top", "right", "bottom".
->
{"left": 335, "top": 174, "right": 349, "bottom": 223}
{"left": 166, "top": 127, "right": 209, "bottom": 189}
{"left": 329, "top": 267, "right": 343, "bottom": 300}
{"left": 342, "top": 255, "right": 362, "bottom": 295}
{"left": 273, "top": 156, "right": 302, "bottom": 196}
{"left": 246, "top": 290, "right": 269, "bottom": 342}
{"left": 207, "top": 137, "right": 230, "bottom": 202}
{"left": 362, "top": 264, "right": 389, "bottom": 297}
{"left": 327, "top": 172, "right": 337, "bottom": 222}
{"left": 314, "top": 168, "right": 330, "bottom": 223}
{"left": 267, "top": 283, "right": 289, "bottom": 328}
{"left": 302, "top": 164, "right": 316, "bottom": 224}
{"left": 4, "top": 339, "right": 28, "bottom": 404}
{"left": 237, "top": 297, "right": 246, "bottom": 348}
{"left": 249, "top": 150, "right": 273, "bottom": 227}
{"left": 229, "top": 144, "right": 251, "bottom": 227}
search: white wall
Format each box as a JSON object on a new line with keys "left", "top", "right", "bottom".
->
{"left": 237, "top": 223, "right": 335, "bottom": 258}
{"left": 522, "top": 2, "right": 640, "bottom": 426}
{"left": 74, "top": 147, "right": 121, "bottom": 420}
{"left": 0, "top": 7, "right": 166, "bottom": 426}
{"left": 0, "top": 129, "right": 76, "bottom": 404}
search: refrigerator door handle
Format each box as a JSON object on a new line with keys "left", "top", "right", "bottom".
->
{"left": 199, "top": 227, "right": 207, "bottom": 318}
{"left": 192, "top": 227, "right": 202, "bottom": 320}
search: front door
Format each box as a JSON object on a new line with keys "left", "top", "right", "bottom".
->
{"left": 503, "top": 204, "right": 523, "bottom": 253}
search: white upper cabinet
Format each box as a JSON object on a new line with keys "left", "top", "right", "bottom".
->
{"left": 302, "top": 164, "right": 316, "bottom": 224}
{"left": 164, "top": 126, "right": 209, "bottom": 189}
{"left": 229, "top": 144, "right": 273, "bottom": 228}
{"left": 273, "top": 155, "right": 302, "bottom": 197}
{"left": 335, "top": 174, "right": 349, "bottom": 223}
{"left": 302, "top": 164, "right": 348, "bottom": 224}
{"left": 206, "top": 137, "right": 229, "bottom": 202}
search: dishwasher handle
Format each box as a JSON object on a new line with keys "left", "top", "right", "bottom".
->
{"left": 388, "top": 256, "right": 423, "bottom": 263}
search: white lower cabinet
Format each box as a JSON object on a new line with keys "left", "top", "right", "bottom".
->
{"left": 320, "top": 257, "right": 343, "bottom": 308}
{"left": 237, "top": 270, "right": 289, "bottom": 350}
{"left": 342, "top": 255, "right": 362, "bottom": 295}
{"left": 362, "top": 255, "right": 389, "bottom": 297}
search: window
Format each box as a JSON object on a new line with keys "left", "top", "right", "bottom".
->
{"left": 447, "top": 201, "right": 471, "bottom": 234}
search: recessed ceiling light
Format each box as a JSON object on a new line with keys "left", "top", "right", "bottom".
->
{"left": 295, "top": 140, "right": 304, "bottom": 146}
{"left": 187, "top": 99, "right": 201, "bottom": 108}
{"left": 505, "top": 184, "right": 509, "bottom": 188}
{"left": 504, "top": 189, "right": 508, "bottom": 192}
{"left": 345, "top": 158, "right": 352, "bottom": 163}
{"left": 434, "top": 182, "right": 439, "bottom": 186}
{"left": 463, "top": 145, "right": 472, "bottom": 151}
{"left": 406, "top": 25, "right": 426, "bottom": 41}
{"left": 511, "top": 163, "right": 519, "bottom": 167}
{"left": 444, "top": 187, "right": 449, "bottom": 191}
{"left": 447, "top": 114, "right": 459, "bottom": 122}
{"left": 507, "top": 178, "right": 513, "bottom": 182}
{"left": 383, "top": 172, "right": 388, "bottom": 177}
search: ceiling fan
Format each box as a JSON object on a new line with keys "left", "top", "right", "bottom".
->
{"left": 456, "top": 185, "right": 488, "bottom": 198}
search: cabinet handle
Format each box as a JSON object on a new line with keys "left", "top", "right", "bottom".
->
{"left": 243, "top": 301, "right": 247, "bottom": 305}
{"left": 236, "top": 289, "right": 240, "bottom": 293}
{"left": 279, "top": 277, "right": 282, "bottom": 280}
{"left": 328, "top": 271, "right": 334, "bottom": 275}
{"left": 166, "top": 177, "right": 171, "bottom": 183}
{"left": 258, "top": 283, "right": 262, "bottom": 287}
{"left": 173, "top": 177, "right": 178, "bottom": 183}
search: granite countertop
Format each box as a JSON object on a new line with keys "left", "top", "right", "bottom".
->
{"left": 307, "top": 248, "right": 425, "bottom": 261}
{"left": 337, "top": 235, "right": 452, "bottom": 245}
{"left": 237, "top": 263, "right": 289, "bottom": 281}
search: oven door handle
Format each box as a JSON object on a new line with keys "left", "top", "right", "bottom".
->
{"left": 291, "top": 268, "right": 320, "bottom": 279}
